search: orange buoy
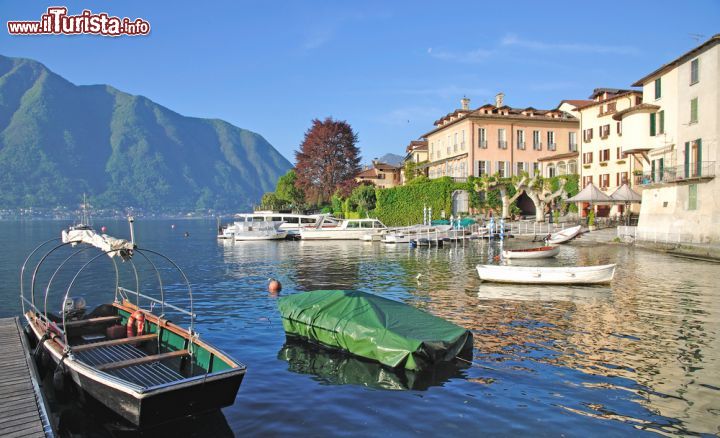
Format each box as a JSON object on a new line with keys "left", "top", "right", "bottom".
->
{"left": 268, "top": 278, "right": 282, "bottom": 296}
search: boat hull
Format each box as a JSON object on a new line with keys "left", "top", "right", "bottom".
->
{"left": 502, "top": 246, "right": 560, "bottom": 259}
{"left": 476, "top": 263, "right": 616, "bottom": 284}
{"left": 25, "top": 313, "right": 246, "bottom": 428}
{"left": 300, "top": 229, "right": 383, "bottom": 240}
{"left": 547, "top": 225, "right": 582, "bottom": 244}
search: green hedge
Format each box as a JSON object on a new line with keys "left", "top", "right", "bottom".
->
{"left": 374, "top": 177, "right": 475, "bottom": 226}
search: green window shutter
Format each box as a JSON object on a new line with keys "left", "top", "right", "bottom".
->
{"left": 659, "top": 158, "right": 664, "bottom": 181}
{"left": 659, "top": 110, "right": 664, "bottom": 133}
{"left": 651, "top": 160, "right": 656, "bottom": 182}
{"left": 649, "top": 113, "right": 656, "bottom": 136}
{"left": 684, "top": 142, "right": 690, "bottom": 178}
{"left": 697, "top": 138, "right": 702, "bottom": 176}
{"left": 655, "top": 78, "right": 661, "bottom": 99}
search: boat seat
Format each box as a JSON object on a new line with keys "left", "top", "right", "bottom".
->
{"left": 96, "top": 349, "right": 189, "bottom": 371}
{"left": 72, "top": 334, "right": 158, "bottom": 352}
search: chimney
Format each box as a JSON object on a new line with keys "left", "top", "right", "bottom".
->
{"left": 461, "top": 97, "right": 470, "bottom": 110}
{"left": 495, "top": 92, "right": 504, "bottom": 107}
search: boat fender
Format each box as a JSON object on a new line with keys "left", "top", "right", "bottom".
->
{"left": 126, "top": 310, "right": 145, "bottom": 337}
{"left": 53, "top": 354, "right": 69, "bottom": 395}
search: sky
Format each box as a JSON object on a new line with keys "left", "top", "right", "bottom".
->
{"left": 1, "top": 1, "right": 718, "bottom": 165}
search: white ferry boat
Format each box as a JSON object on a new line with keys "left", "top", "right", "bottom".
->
{"left": 300, "top": 217, "right": 387, "bottom": 240}
{"left": 218, "top": 211, "right": 340, "bottom": 238}
{"left": 233, "top": 220, "right": 287, "bottom": 241}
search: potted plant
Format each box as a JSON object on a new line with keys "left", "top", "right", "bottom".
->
{"left": 587, "top": 208, "right": 596, "bottom": 231}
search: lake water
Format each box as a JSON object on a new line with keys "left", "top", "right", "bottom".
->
{"left": 1, "top": 220, "right": 719, "bottom": 436}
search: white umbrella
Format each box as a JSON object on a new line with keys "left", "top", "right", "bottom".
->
{"left": 609, "top": 183, "right": 642, "bottom": 203}
{"left": 566, "top": 183, "right": 613, "bottom": 203}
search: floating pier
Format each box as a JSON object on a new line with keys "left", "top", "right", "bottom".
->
{"left": 0, "top": 317, "right": 53, "bottom": 437}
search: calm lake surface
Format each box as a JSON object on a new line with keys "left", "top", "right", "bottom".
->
{"left": 1, "top": 220, "right": 718, "bottom": 436}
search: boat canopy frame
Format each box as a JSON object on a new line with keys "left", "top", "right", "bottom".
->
{"left": 19, "top": 228, "right": 197, "bottom": 350}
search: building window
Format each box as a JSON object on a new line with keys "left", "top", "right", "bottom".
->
{"left": 658, "top": 110, "right": 665, "bottom": 134}
{"left": 616, "top": 121, "right": 622, "bottom": 136}
{"left": 516, "top": 162, "right": 525, "bottom": 175}
{"left": 517, "top": 130, "right": 525, "bottom": 150}
{"left": 684, "top": 139, "right": 703, "bottom": 178}
{"left": 478, "top": 128, "right": 487, "bottom": 148}
{"left": 569, "top": 132, "right": 577, "bottom": 152}
{"left": 547, "top": 165, "right": 555, "bottom": 178}
{"left": 498, "top": 128, "right": 507, "bottom": 149}
{"left": 598, "top": 149, "right": 610, "bottom": 162}
{"left": 690, "top": 97, "right": 698, "bottom": 124}
{"left": 547, "top": 131, "right": 556, "bottom": 150}
{"left": 600, "top": 124, "right": 610, "bottom": 138}
{"left": 557, "top": 161, "right": 567, "bottom": 175}
{"left": 583, "top": 152, "right": 593, "bottom": 164}
{"left": 607, "top": 102, "right": 616, "bottom": 113}
{"left": 461, "top": 130, "right": 465, "bottom": 150}
{"left": 532, "top": 162, "right": 541, "bottom": 176}
{"left": 654, "top": 77, "right": 661, "bottom": 99}
{"left": 568, "top": 160, "right": 577, "bottom": 174}
{"left": 533, "top": 130, "right": 541, "bottom": 150}
{"left": 690, "top": 58, "right": 699, "bottom": 85}
{"left": 583, "top": 175, "right": 593, "bottom": 188}
{"left": 650, "top": 113, "right": 656, "bottom": 136}
{"left": 453, "top": 133, "right": 458, "bottom": 152}
{"left": 477, "top": 160, "right": 490, "bottom": 176}
{"left": 583, "top": 128, "right": 593, "bottom": 143}
{"left": 497, "top": 161, "right": 507, "bottom": 177}
{"left": 688, "top": 184, "right": 697, "bottom": 210}
{"left": 616, "top": 147, "right": 623, "bottom": 159}
{"left": 600, "top": 173, "right": 610, "bottom": 189}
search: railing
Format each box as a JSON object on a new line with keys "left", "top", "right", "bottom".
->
{"left": 569, "top": 143, "right": 578, "bottom": 152}
{"left": 479, "top": 140, "right": 488, "bottom": 149}
{"left": 548, "top": 143, "right": 556, "bottom": 151}
{"left": 533, "top": 142, "right": 542, "bottom": 150}
{"left": 517, "top": 141, "right": 526, "bottom": 150}
{"left": 618, "top": 226, "right": 705, "bottom": 244}
{"left": 635, "top": 161, "right": 716, "bottom": 185}
{"left": 498, "top": 140, "right": 507, "bottom": 149}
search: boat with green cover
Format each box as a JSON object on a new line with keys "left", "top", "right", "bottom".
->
{"left": 278, "top": 290, "right": 473, "bottom": 370}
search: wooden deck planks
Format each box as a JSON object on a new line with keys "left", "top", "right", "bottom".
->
{"left": 0, "top": 317, "right": 52, "bottom": 437}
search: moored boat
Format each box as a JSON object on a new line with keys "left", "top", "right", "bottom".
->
{"left": 232, "top": 220, "right": 287, "bottom": 241}
{"left": 502, "top": 245, "right": 560, "bottom": 259}
{"left": 476, "top": 263, "right": 616, "bottom": 284}
{"left": 20, "top": 220, "right": 247, "bottom": 428}
{"left": 300, "top": 217, "right": 387, "bottom": 240}
{"left": 547, "top": 225, "right": 582, "bottom": 244}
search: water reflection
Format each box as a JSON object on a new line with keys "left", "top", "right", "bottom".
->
{"left": 278, "top": 339, "right": 469, "bottom": 391}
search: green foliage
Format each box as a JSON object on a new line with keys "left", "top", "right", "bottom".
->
{"left": 0, "top": 55, "right": 292, "bottom": 211}
{"left": 275, "top": 169, "right": 305, "bottom": 208}
{"left": 374, "top": 178, "right": 474, "bottom": 226}
{"left": 348, "top": 184, "right": 377, "bottom": 212}
{"left": 587, "top": 208, "right": 596, "bottom": 227}
{"left": 260, "top": 192, "right": 283, "bottom": 210}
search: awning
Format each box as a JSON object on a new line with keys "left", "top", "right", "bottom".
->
{"left": 610, "top": 183, "right": 642, "bottom": 203}
{"left": 566, "top": 182, "right": 613, "bottom": 203}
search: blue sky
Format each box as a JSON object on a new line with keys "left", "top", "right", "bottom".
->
{"left": 2, "top": 1, "right": 718, "bottom": 164}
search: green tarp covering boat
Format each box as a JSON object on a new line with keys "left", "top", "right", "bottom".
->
{"left": 278, "top": 290, "right": 474, "bottom": 370}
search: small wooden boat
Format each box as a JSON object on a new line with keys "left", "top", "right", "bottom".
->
{"left": 476, "top": 263, "right": 616, "bottom": 284}
{"left": 20, "top": 220, "right": 246, "bottom": 428}
{"left": 502, "top": 245, "right": 560, "bottom": 259}
{"left": 547, "top": 225, "right": 582, "bottom": 244}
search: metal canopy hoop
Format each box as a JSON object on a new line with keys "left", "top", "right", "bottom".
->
{"left": 19, "top": 237, "right": 60, "bottom": 313}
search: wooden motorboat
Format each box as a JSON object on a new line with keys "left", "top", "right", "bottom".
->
{"left": 20, "top": 221, "right": 246, "bottom": 428}
{"left": 547, "top": 225, "right": 582, "bottom": 244}
{"left": 476, "top": 263, "right": 616, "bottom": 284}
{"left": 502, "top": 245, "right": 560, "bottom": 259}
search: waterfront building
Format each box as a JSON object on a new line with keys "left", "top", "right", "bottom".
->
{"left": 615, "top": 34, "right": 720, "bottom": 242}
{"left": 421, "top": 94, "right": 580, "bottom": 182}
{"left": 355, "top": 160, "right": 402, "bottom": 189}
{"left": 574, "top": 88, "right": 645, "bottom": 217}
{"left": 401, "top": 140, "right": 429, "bottom": 184}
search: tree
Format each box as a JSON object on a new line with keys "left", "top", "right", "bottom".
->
{"left": 260, "top": 192, "right": 283, "bottom": 210}
{"left": 349, "top": 183, "right": 377, "bottom": 213}
{"left": 403, "top": 160, "right": 426, "bottom": 182}
{"left": 475, "top": 174, "right": 527, "bottom": 219}
{"left": 295, "top": 117, "right": 361, "bottom": 205}
{"left": 275, "top": 169, "right": 305, "bottom": 209}
{"left": 519, "top": 175, "right": 568, "bottom": 222}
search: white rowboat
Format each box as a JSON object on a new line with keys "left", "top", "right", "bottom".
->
{"left": 547, "top": 225, "right": 582, "bottom": 244}
{"left": 502, "top": 245, "right": 560, "bottom": 259}
{"left": 476, "top": 263, "right": 616, "bottom": 284}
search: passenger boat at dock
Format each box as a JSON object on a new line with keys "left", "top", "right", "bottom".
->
{"left": 300, "top": 217, "right": 387, "bottom": 240}
{"left": 20, "top": 219, "right": 247, "bottom": 428}
{"left": 218, "top": 211, "right": 340, "bottom": 239}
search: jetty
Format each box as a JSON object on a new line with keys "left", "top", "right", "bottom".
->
{"left": 0, "top": 317, "right": 53, "bottom": 437}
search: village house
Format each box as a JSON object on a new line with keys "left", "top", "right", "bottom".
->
{"left": 615, "top": 34, "right": 719, "bottom": 242}
{"left": 400, "top": 140, "right": 428, "bottom": 184}
{"left": 575, "top": 88, "right": 645, "bottom": 217}
{"left": 355, "top": 160, "right": 402, "bottom": 189}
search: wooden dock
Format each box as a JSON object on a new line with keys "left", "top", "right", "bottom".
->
{"left": 0, "top": 317, "right": 53, "bottom": 438}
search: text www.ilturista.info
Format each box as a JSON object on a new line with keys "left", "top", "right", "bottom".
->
{"left": 7, "top": 7, "right": 150, "bottom": 36}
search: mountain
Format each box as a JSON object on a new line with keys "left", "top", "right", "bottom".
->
{"left": 0, "top": 55, "right": 292, "bottom": 212}
{"left": 376, "top": 153, "right": 404, "bottom": 167}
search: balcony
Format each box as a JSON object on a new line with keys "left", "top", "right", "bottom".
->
{"left": 635, "top": 161, "right": 716, "bottom": 186}
{"left": 479, "top": 140, "right": 488, "bottom": 149}
{"left": 548, "top": 143, "right": 556, "bottom": 151}
{"left": 569, "top": 144, "right": 578, "bottom": 152}
{"left": 533, "top": 142, "right": 542, "bottom": 150}
{"left": 498, "top": 140, "right": 507, "bottom": 149}
{"left": 517, "top": 141, "right": 526, "bottom": 150}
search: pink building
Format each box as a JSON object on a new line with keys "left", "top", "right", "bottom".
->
{"left": 421, "top": 94, "right": 580, "bottom": 180}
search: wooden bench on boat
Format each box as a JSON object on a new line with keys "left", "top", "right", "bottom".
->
{"left": 71, "top": 333, "right": 158, "bottom": 352}
{"left": 96, "top": 349, "right": 189, "bottom": 371}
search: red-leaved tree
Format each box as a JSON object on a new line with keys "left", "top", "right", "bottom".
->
{"left": 295, "top": 117, "right": 361, "bottom": 205}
